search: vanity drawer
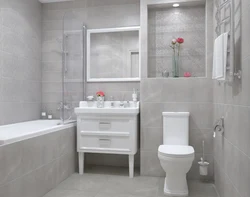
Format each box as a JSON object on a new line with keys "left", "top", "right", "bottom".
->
{"left": 79, "top": 135, "right": 131, "bottom": 153}
{"left": 78, "top": 118, "right": 132, "bottom": 132}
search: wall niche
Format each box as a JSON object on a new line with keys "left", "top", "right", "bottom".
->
{"left": 148, "top": 3, "right": 206, "bottom": 78}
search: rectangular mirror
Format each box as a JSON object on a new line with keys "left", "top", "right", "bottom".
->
{"left": 87, "top": 27, "right": 140, "bottom": 82}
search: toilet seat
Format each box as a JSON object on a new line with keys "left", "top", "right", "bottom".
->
{"left": 158, "top": 145, "right": 194, "bottom": 158}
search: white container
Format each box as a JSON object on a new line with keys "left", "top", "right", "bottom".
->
{"left": 41, "top": 112, "right": 47, "bottom": 119}
{"left": 48, "top": 115, "right": 53, "bottom": 120}
{"left": 87, "top": 101, "right": 94, "bottom": 107}
{"left": 132, "top": 89, "right": 137, "bottom": 102}
{"left": 198, "top": 161, "right": 209, "bottom": 176}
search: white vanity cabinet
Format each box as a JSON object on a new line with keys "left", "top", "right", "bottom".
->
{"left": 75, "top": 101, "right": 139, "bottom": 178}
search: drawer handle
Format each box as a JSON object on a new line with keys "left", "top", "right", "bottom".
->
{"left": 99, "top": 122, "right": 111, "bottom": 125}
{"left": 99, "top": 122, "right": 111, "bottom": 130}
{"left": 99, "top": 138, "right": 111, "bottom": 147}
{"left": 99, "top": 138, "right": 110, "bottom": 141}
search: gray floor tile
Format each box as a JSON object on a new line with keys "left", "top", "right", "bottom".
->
{"left": 188, "top": 180, "right": 218, "bottom": 197}
{"left": 43, "top": 172, "right": 218, "bottom": 197}
{"left": 95, "top": 193, "right": 146, "bottom": 197}
{"left": 56, "top": 173, "right": 111, "bottom": 195}
{"left": 102, "top": 175, "right": 159, "bottom": 197}
{"left": 43, "top": 189, "right": 96, "bottom": 197}
{"left": 85, "top": 165, "right": 140, "bottom": 177}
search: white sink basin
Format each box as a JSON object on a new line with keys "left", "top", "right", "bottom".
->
{"left": 74, "top": 101, "right": 140, "bottom": 115}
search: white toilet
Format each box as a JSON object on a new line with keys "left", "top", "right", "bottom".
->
{"left": 158, "top": 112, "right": 195, "bottom": 197}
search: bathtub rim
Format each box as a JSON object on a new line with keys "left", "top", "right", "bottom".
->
{"left": 0, "top": 120, "right": 76, "bottom": 146}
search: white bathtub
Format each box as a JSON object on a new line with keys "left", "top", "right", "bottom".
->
{"left": 0, "top": 120, "right": 76, "bottom": 145}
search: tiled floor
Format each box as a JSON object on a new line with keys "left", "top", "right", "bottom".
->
{"left": 43, "top": 168, "right": 218, "bottom": 197}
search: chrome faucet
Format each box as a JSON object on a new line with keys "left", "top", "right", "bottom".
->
{"left": 57, "top": 101, "right": 71, "bottom": 111}
{"left": 124, "top": 101, "right": 130, "bottom": 108}
{"left": 119, "top": 101, "right": 124, "bottom": 108}
{"left": 57, "top": 101, "right": 72, "bottom": 122}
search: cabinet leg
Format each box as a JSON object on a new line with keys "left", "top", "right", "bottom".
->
{"left": 78, "top": 152, "right": 84, "bottom": 175}
{"left": 129, "top": 155, "right": 134, "bottom": 178}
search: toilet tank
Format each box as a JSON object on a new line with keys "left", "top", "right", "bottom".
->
{"left": 162, "top": 112, "right": 190, "bottom": 145}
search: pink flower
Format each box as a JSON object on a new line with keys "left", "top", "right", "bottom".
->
{"left": 172, "top": 39, "right": 177, "bottom": 45}
{"left": 184, "top": 72, "right": 191, "bottom": 77}
{"left": 96, "top": 91, "right": 105, "bottom": 97}
{"left": 177, "top": 37, "right": 184, "bottom": 44}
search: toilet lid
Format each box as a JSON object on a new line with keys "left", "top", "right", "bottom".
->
{"left": 158, "top": 145, "right": 194, "bottom": 158}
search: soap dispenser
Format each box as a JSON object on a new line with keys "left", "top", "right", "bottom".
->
{"left": 110, "top": 96, "right": 115, "bottom": 108}
{"left": 132, "top": 89, "right": 137, "bottom": 102}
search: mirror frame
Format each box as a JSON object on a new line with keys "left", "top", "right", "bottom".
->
{"left": 87, "top": 26, "right": 141, "bottom": 82}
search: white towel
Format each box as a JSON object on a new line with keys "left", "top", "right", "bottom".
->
{"left": 212, "top": 32, "right": 229, "bottom": 81}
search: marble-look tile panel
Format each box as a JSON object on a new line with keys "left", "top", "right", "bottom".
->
{"left": 213, "top": 0, "right": 250, "bottom": 195}
{"left": 148, "top": 6, "right": 206, "bottom": 78}
{"left": 0, "top": 126, "right": 76, "bottom": 197}
{"left": 0, "top": 0, "right": 42, "bottom": 125}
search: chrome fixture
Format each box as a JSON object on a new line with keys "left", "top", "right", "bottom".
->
{"left": 215, "top": 0, "right": 241, "bottom": 82}
{"left": 213, "top": 117, "right": 224, "bottom": 136}
{"left": 124, "top": 101, "right": 130, "bottom": 108}
{"left": 83, "top": 25, "right": 87, "bottom": 101}
{"left": 58, "top": 101, "right": 72, "bottom": 122}
{"left": 60, "top": 9, "right": 86, "bottom": 124}
{"left": 162, "top": 70, "right": 170, "bottom": 78}
{"left": 119, "top": 101, "right": 124, "bottom": 108}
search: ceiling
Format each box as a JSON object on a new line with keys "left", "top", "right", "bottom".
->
{"left": 39, "top": 0, "right": 73, "bottom": 3}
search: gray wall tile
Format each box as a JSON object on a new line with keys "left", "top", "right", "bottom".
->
{"left": 139, "top": 0, "right": 214, "bottom": 180}
{"left": 41, "top": 0, "right": 140, "bottom": 117}
{"left": 148, "top": 5, "right": 206, "bottom": 78}
{"left": 188, "top": 153, "right": 214, "bottom": 180}
{"left": 140, "top": 150, "right": 165, "bottom": 176}
{"left": 41, "top": 0, "right": 140, "bottom": 168}
{"left": 0, "top": 126, "right": 76, "bottom": 197}
{"left": 0, "top": 0, "right": 42, "bottom": 125}
{"left": 213, "top": 0, "right": 250, "bottom": 196}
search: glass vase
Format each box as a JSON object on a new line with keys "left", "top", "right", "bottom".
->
{"left": 97, "top": 96, "right": 104, "bottom": 108}
{"left": 172, "top": 53, "right": 180, "bottom": 78}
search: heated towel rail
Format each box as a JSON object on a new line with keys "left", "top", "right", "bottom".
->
{"left": 215, "top": 0, "right": 241, "bottom": 81}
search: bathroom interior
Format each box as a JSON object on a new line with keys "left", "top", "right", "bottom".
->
{"left": 0, "top": 0, "right": 249, "bottom": 197}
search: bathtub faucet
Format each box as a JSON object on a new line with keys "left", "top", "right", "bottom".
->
{"left": 57, "top": 101, "right": 72, "bottom": 111}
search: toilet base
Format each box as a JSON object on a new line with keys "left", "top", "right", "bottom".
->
{"left": 163, "top": 175, "right": 188, "bottom": 197}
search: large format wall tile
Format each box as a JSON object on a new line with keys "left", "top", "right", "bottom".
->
{"left": 140, "top": 78, "right": 214, "bottom": 179}
{"left": 0, "top": 126, "right": 76, "bottom": 197}
{"left": 139, "top": 0, "right": 214, "bottom": 180}
{"left": 148, "top": 5, "right": 206, "bottom": 78}
{"left": 140, "top": 150, "right": 165, "bottom": 176}
{"left": 41, "top": 0, "right": 140, "bottom": 168}
{"left": 213, "top": 0, "right": 250, "bottom": 196}
{"left": 0, "top": 0, "right": 42, "bottom": 125}
{"left": 141, "top": 78, "right": 213, "bottom": 103}
{"left": 141, "top": 102, "right": 213, "bottom": 130}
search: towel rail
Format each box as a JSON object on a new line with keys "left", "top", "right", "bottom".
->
{"left": 215, "top": 0, "right": 241, "bottom": 82}
{"left": 216, "top": 16, "right": 230, "bottom": 31}
{"left": 218, "top": 0, "right": 230, "bottom": 10}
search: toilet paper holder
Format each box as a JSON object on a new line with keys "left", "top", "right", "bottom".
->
{"left": 213, "top": 117, "right": 224, "bottom": 135}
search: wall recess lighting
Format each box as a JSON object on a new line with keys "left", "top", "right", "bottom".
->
{"left": 173, "top": 3, "right": 180, "bottom": 7}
